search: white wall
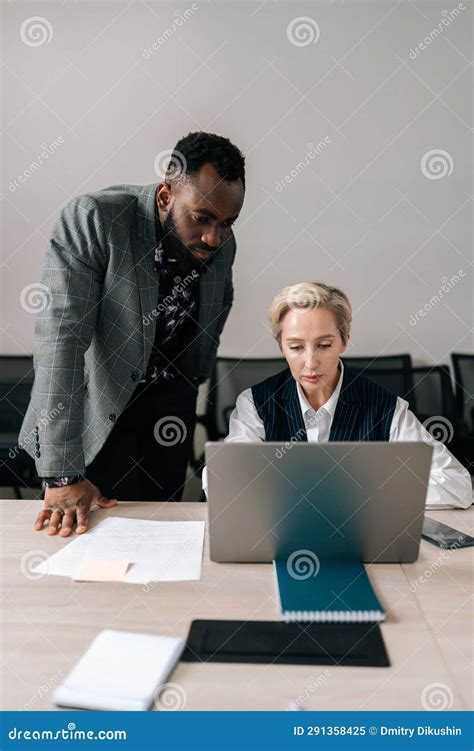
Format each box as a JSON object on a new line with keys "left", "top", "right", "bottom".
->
{"left": 2, "top": 0, "right": 472, "bottom": 365}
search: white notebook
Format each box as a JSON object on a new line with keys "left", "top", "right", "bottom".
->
{"left": 53, "top": 629, "right": 185, "bottom": 711}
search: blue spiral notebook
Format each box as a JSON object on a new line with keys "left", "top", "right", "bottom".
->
{"left": 273, "top": 558, "right": 385, "bottom": 623}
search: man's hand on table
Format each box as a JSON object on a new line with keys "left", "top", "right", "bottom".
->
{"left": 34, "top": 479, "right": 117, "bottom": 537}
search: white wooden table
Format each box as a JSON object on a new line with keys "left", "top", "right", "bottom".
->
{"left": 0, "top": 499, "right": 472, "bottom": 711}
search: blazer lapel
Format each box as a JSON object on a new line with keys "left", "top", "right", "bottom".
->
{"left": 133, "top": 183, "right": 161, "bottom": 367}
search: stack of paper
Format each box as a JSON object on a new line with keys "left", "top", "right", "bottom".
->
{"left": 53, "top": 629, "right": 185, "bottom": 710}
{"left": 32, "top": 517, "right": 205, "bottom": 583}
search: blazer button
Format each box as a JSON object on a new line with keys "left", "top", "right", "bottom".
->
{"left": 131, "top": 371, "right": 139, "bottom": 382}
{"left": 109, "top": 413, "right": 116, "bottom": 423}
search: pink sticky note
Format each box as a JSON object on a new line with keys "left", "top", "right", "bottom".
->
{"left": 75, "top": 560, "right": 130, "bottom": 582}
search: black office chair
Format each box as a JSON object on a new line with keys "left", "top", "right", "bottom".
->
{"left": 451, "top": 353, "right": 474, "bottom": 435}
{"left": 0, "top": 355, "right": 38, "bottom": 497}
{"left": 191, "top": 357, "right": 287, "bottom": 489}
{"left": 451, "top": 353, "right": 474, "bottom": 474}
{"left": 412, "top": 365, "right": 457, "bottom": 428}
{"left": 342, "top": 354, "right": 416, "bottom": 410}
{"left": 199, "top": 357, "right": 287, "bottom": 440}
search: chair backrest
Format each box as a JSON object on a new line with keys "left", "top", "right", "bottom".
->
{"left": 206, "top": 357, "right": 287, "bottom": 437}
{"left": 451, "top": 353, "right": 474, "bottom": 432}
{"left": 342, "top": 354, "right": 416, "bottom": 410}
{"left": 0, "top": 356, "right": 35, "bottom": 434}
{"left": 410, "top": 365, "right": 457, "bottom": 433}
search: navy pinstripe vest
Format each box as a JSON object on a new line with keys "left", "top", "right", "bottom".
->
{"left": 251, "top": 366, "right": 397, "bottom": 442}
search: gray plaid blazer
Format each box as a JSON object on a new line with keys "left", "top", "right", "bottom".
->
{"left": 19, "top": 182, "right": 236, "bottom": 476}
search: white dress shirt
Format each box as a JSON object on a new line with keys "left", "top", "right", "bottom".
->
{"left": 202, "top": 361, "right": 472, "bottom": 508}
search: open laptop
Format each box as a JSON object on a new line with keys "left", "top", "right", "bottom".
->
{"left": 205, "top": 442, "right": 433, "bottom": 563}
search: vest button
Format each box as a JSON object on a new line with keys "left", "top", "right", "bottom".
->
{"left": 35, "top": 450, "right": 41, "bottom": 458}
{"left": 131, "top": 371, "right": 139, "bottom": 382}
{"left": 109, "top": 413, "right": 116, "bottom": 422}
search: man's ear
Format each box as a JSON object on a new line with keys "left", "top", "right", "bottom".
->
{"left": 156, "top": 182, "right": 172, "bottom": 211}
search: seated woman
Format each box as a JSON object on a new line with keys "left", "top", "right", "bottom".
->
{"left": 202, "top": 281, "right": 472, "bottom": 508}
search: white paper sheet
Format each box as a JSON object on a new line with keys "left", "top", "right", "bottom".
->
{"left": 32, "top": 517, "right": 205, "bottom": 583}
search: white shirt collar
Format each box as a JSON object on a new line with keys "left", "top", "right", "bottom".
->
{"left": 296, "top": 359, "right": 345, "bottom": 421}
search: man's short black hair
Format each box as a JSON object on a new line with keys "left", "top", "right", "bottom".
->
{"left": 167, "top": 131, "right": 245, "bottom": 191}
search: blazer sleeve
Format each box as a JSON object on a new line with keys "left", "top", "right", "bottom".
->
{"left": 28, "top": 195, "right": 108, "bottom": 476}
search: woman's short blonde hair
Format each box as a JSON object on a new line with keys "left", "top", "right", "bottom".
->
{"left": 269, "top": 282, "right": 352, "bottom": 345}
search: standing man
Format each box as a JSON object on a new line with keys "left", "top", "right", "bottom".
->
{"left": 20, "top": 131, "right": 245, "bottom": 536}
